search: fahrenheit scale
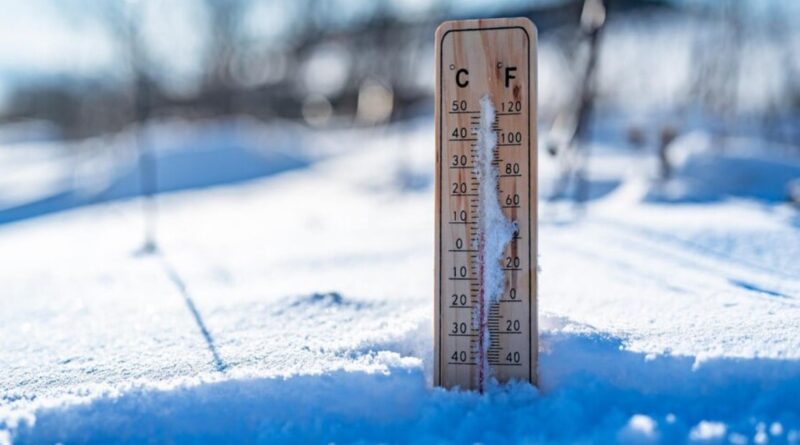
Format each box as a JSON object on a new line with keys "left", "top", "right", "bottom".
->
{"left": 434, "top": 18, "right": 538, "bottom": 390}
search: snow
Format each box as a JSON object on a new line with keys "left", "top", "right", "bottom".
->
{"left": 1, "top": 117, "right": 799, "bottom": 444}
{"left": 0, "top": 118, "right": 314, "bottom": 226}
{"left": 474, "top": 95, "right": 517, "bottom": 391}
{"left": 474, "top": 95, "right": 516, "bottom": 306}
{"left": 690, "top": 421, "right": 727, "bottom": 442}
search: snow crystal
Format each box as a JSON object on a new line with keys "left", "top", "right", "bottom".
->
{"left": 689, "top": 421, "right": 727, "bottom": 441}
{"left": 628, "top": 414, "right": 657, "bottom": 436}
{"left": 617, "top": 414, "right": 659, "bottom": 443}
{"left": 755, "top": 422, "right": 769, "bottom": 445}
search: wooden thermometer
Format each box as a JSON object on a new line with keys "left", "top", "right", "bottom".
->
{"left": 434, "top": 18, "right": 537, "bottom": 390}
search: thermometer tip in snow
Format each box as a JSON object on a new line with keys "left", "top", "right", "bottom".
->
{"left": 434, "top": 18, "right": 538, "bottom": 391}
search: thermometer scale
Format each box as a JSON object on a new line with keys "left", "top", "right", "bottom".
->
{"left": 434, "top": 18, "right": 538, "bottom": 391}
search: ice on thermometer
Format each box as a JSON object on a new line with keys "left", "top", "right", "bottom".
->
{"left": 473, "top": 95, "right": 517, "bottom": 391}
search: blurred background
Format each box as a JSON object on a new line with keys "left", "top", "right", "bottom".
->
{"left": 1, "top": 0, "right": 800, "bottom": 231}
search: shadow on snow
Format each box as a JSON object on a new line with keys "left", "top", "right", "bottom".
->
{"left": 0, "top": 126, "right": 311, "bottom": 226}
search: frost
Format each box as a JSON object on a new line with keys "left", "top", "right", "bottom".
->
{"left": 473, "top": 95, "right": 516, "bottom": 391}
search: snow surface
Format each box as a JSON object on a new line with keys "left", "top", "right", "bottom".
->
{"left": 1, "top": 118, "right": 799, "bottom": 444}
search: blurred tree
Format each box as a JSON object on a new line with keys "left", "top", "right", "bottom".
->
{"left": 547, "top": 0, "right": 607, "bottom": 207}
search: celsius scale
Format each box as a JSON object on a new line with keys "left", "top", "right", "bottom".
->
{"left": 434, "top": 18, "right": 538, "bottom": 391}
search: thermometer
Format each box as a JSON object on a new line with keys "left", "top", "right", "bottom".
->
{"left": 434, "top": 18, "right": 538, "bottom": 391}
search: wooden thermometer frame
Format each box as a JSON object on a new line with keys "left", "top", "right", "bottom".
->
{"left": 434, "top": 18, "right": 537, "bottom": 390}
